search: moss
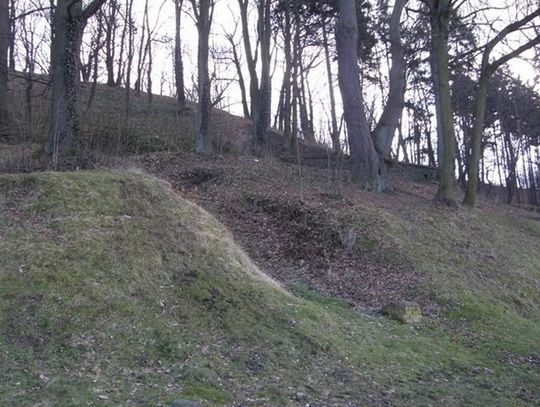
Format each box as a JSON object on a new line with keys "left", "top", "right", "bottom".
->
{"left": 180, "top": 382, "right": 232, "bottom": 404}
{"left": 1, "top": 170, "right": 539, "bottom": 406}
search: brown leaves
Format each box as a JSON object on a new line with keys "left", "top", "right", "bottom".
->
{"left": 133, "top": 151, "right": 433, "bottom": 311}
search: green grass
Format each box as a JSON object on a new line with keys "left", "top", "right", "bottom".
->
{"left": 0, "top": 171, "right": 539, "bottom": 406}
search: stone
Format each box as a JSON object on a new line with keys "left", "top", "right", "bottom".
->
{"left": 381, "top": 301, "right": 422, "bottom": 324}
{"left": 169, "top": 399, "right": 202, "bottom": 407}
{"left": 295, "top": 392, "right": 306, "bottom": 401}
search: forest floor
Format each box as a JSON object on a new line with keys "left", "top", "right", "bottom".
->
{"left": 129, "top": 152, "right": 434, "bottom": 312}
{"left": 129, "top": 150, "right": 538, "bottom": 313}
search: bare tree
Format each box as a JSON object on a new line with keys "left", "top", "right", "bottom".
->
{"left": 134, "top": 0, "right": 149, "bottom": 97}
{"left": 463, "top": 8, "right": 540, "bottom": 206}
{"left": 103, "top": 0, "right": 118, "bottom": 86}
{"left": 174, "top": 0, "right": 186, "bottom": 110}
{"left": 336, "top": 0, "right": 382, "bottom": 190}
{"left": 44, "top": 0, "right": 108, "bottom": 166}
{"left": 0, "top": 0, "right": 9, "bottom": 126}
{"left": 282, "top": 0, "right": 293, "bottom": 150}
{"left": 87, "top": 10, "right": 105, "bottom": 108}
{"left": 322, "top": 15, "right": 339, "bottom": 153}
{"left": 189, "top": 0, "right": 215, "bottom": 154}
{"left": 224, "top": 20, "right": 250, "bottom": 118}
{"left": 8, "top": 0, "right": 15, "bottom": 71}
{"left": 253, "top": 0, "right": 272, "bottom": 155}
{"left": 237, "top": 0, "right": 259, "bottom": 119}
{"left": 423, "top": 0, "right": 457, "bottom": 205}
{"left": 124, "top": 0, "right": 135, "bottom": 121}
{"left": 372, "top": 0, "right": 409, "bottom": 186}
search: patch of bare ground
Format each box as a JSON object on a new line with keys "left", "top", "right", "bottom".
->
{"left": 124, "top": 151, "right": 436, "bottom": 314}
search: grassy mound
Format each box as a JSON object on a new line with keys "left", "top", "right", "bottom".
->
{"left": 0, "top": 171, "right": 539, "bottom": 406}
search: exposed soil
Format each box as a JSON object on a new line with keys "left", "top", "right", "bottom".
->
{"left": 126, "top": 151, "right": 436, "bottom": 314}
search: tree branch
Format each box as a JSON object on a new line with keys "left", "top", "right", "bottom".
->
{"left": 15, "top": 6, "right": 53, "bottom": 21}
{"left": 488, "top": 34, "right": 540, "bottom": 74}
{"left": 483, "top": 8, "right": 540, "bottom": 59}
{"left": 82, "top": 0, "right": 108, "bottom": 20}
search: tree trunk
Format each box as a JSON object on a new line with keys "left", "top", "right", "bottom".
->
{"left": 290, "top": 0, "right": 301, "bottom": 153}
{"left": 227, "top": 34, "right": 249, "bottom": 118}
{"left": 116, "top": 1, "right": 128, "bottom": 86}
{"left": 124, "top": 0, "right": 134, "bottom": 122}
{"left": 0, "top": 0, "right": 9, "bottom": 126}
{"left": 503, "top": 131, "right": 518, "bottom": 204}
{"left": 44, "top": 1, "right": 84, "bottom": 165}
{"left": 282, "top": 0, "right": 292, "bottom": 149}
{"left": 430, "top": 0, "right": 456, "bottom": 205}
{"left": 44, "top": 0, "right": 107, "bottom": 166}
{"left": 104, "top": 1, "right": 117, "bottom": 86}
{"left": 461, "top": 7, "right": 540, "bottom": 206}
{"left": 237, "top": 0, "right": 259, "bottom": 119}
{"left": 299, "top": 61, "right": 315, "bottom": 143}
{"left": 174, "top": 0, "right": 186, "bottom": 110}
{"left": 372, "top": 0, "right": 408, "bottom": 185}
{"left": 322, "top": 19, "right": 339, "bottom": 153}
{"left": 145, "top": 5, "right": 153, "bottom": 107}
{"left": 193, "top": 0, "right": 212, "bottom": 154}
{"left": 397, "top": 117, "right": 409, "bottom": 163}
{"left": 463, "top": 75, "right": 489, "bottom": 205}
{"left": 253, "top": 0, "right": 271, "bottom": 156}
{"left": 7, "top": 0, "right": 14, "bottom": 71}
{"left": 336, "top": 0, "right": 382, "bottom": 191}
{"left": 134, "top": 0, "right": 148, "bottom": 97}
{"left": 87, "top": 11, "right": 104, "bottom": 108}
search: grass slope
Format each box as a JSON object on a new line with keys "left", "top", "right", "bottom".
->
{"left": 0, "top": 170, "right": 539, "bottom": 406}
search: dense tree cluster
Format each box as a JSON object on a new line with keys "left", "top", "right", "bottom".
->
{"left": 1, "top": 0, "right": 539, "bottom": 206}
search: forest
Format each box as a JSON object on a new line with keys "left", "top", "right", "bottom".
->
{"left": 1, "top": 0, "right": 540, "bottom": 406}
{"left": 1, "top": 0, "right": 539, "bottom": 206}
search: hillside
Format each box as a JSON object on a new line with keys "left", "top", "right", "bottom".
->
{"left": 1, "top": 169, "right": 539, "bottom": 406}
{"left": 0, "top": 77, "right": 301, "bottom": 172}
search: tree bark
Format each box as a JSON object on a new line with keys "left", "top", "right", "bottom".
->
{"left": 44, "top": 0, "right": 107, "bottom": 166}
{"left": 253, "top": 0, "right": 272, "bottom": 156}
{"left": 0, "top": 0, "right": 9, "bottom": 126}
{"left": 45, "top": 1, "right": 84, "bottom": 164}
{"left": 336, "top": 0, "right": 382, "bottom": 191}
{"left": 134, "top": 0, "right": 148, "bottom": 97}
{"left": 462, "top": 74, "right": 489, "bottom": 206}
{"left": 282, "top": 0, "right": 293, "bottom": 150}
{"left": 429, "top": 0, "right": 456, "bottom": 205}
{"left": 371, "top": 0, "right": 408, "bottom": 187}
{"left": 237, "top": 0, "right": 259, "bottom": 119}
{"left": 115, "top": 0, "right": 127, "bottom": 86}
{"left": 190, "top": 0, "right": 213, "bottom": 154}
{"left": 145, "top": 4, "right": 152, "bottom": 107}
{"left": 7, "top": 0, "right": 14, "bottom": 71}
{"left": 124, "top": 0, "right": 134, "bottom": 122}
{"left": 104, "top": 1, "right": 117, "bottom": 86}
{"left": 174, "top": 0, "right": 186, "bottom": 110}
{"left": 322, "top": 19, "right": 339, "bottom": 153}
